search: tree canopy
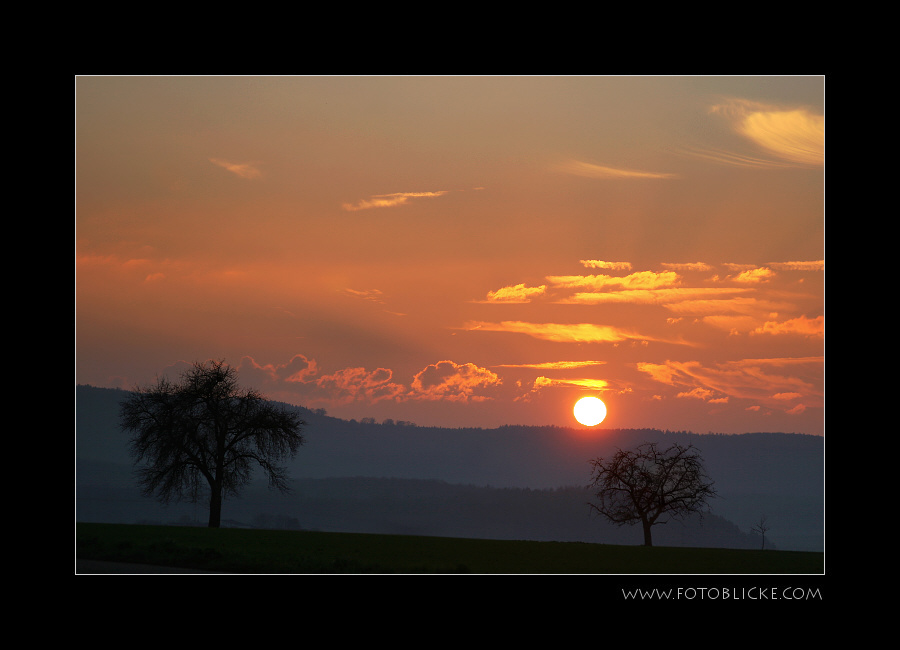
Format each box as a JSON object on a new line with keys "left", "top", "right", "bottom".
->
{"left": 120, "top": 360, "right": 306, "bottom": 527}
{"left": 588, "top": 441, "right": 716, "bottom": 546}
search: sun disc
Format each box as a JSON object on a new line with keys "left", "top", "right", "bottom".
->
{"left": 574, "top": 396, "right": 607, "bottom": 426}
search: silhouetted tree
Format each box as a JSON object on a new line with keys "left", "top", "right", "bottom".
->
{"left": 588, "top": 441, "right": 717, "bottom": 546}
{"left": 751, "top": 514, "right": 771, "bottom": 550}
{"left": 120, "top": 360, "right": 306, "bottom": 528}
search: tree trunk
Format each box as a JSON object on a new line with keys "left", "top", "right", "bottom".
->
{"left": 642, "top": 519, "right": 653, "bottom": 546}
{"left": 208, "top": 486, "right": 222, "bottom": 528}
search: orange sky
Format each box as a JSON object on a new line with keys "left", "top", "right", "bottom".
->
{"left": 75, "top": 76, "right": 824, "bottom": 434}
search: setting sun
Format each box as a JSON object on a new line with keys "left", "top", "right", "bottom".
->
{"left": 574, "top": 396, "right": 607, "bottom": 426}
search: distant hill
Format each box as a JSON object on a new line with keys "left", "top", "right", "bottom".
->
{"left": 75, "top": 385, "right": 824, "bottom": 551}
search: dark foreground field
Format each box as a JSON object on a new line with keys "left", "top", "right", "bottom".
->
{"left": 76, "top": 523, "right": 824, "bottom": 574}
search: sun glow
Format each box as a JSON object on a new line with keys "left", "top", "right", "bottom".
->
{"left": 573, "top": 396, "right": 607, "bottom": 426}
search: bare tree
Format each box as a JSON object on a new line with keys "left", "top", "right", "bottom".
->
{"left": 588, "top": 441, "right": 717, "bottom": 546}
{"left": 120, "top": 360, "right": 306, "bottom": 528}
{"left": 751, "top": 515, "right": 771, "bottom": 550}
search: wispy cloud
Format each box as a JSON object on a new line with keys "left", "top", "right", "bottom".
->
{"left": 660, "top": 262, "right": 714, "bottom": 272}
{"left": 636, "top": 356, "right": 823, "bottom": 409}
{"left": 731, "top": 267, "right": 777, "bottom": 284}
{"left": 580, "top": 260, "right": 633, "bottom": 271}
{"left": 533, "top": 376, "right": 609, "bottom": 390}
{"left": 342, "top": 288, "right": 386, "bottom": 303}
{"left": 493, "top": 360, "right": 606, "bottom": 369}
{"left": 689, "top": 99, "right": 825, "bottom": 168}
{"left": 558, "top": 287, "right": 749, "bottom": 306}
{"left": 547, "top": 270, "right": 681, "bottom": 292}
{"left": 676, "top": 147, "right": 796, "bottom": 169}
{"left": 556, "top": 159, "right": 678, "bottom": 180}
{"left": 209, "top": 158, "right": 262, "bottom": 179}
{"left": 342, "top": 191, "right": 449, "bottom": 212}
{"left": 751, "top": 315, "right": 824, "bottom": 338}
{"left": 462, "top": 320, "right": 686, "bottom": 345}
{"left": 768, "top": 260, "right": 824, "bottom": 271}
{"left": 477, "top": 283, "right": 547, "bottom": 304}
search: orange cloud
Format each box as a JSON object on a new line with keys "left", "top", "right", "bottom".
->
{"left": 532, "top": 376, "right": 609, "bottom": 390}
{"left": 479, "top": 283, "right": 547, "bottom": 303}
{"left": 677, "top": 387, "right": 717, "bottom": 401}
{"left": 314, "top": 366, "right": 406, "bottom": 404}
{"left": 409, "top": 360, "right": 501, "bottom": 402}
{"left": 580, "top": 260, "right": 633, "bottom": 271}
{"left": 238, "top": 355, "right": 504, "bottom": 407}
{"left": 707, "top": 99, "right": 825, "bottom": 167}
{"left": 209, "top": 158, "right": 262, "bottom": 179}
{"left": 238, "top": 354, "right": 319, "bottom": 385}
{"left": 556, "top": 159, "right": 678, "bottom": 180}
{"left": 343, "top": 288, "right": 386, "bottom": 303}
{"left": 735, "top": 107, "right": 824, "bottom": 167}
{"left": 237, "top": 355, "right": 403, "bottom": 405}
{"left": 493, "top": 361, "right": 606, "bottom": 369}
{"left": 342, "top": 191, "right": 448, "bottom": 211}
{"left": 559, "top": 287, "right": 747, "bottom": 306}
{"left": 752, "top": 315, "right": 824, "bottom": 338}
{"left": 661, "top": 262, "right": 714, "bottom": 272}
{"left": 663, "top": 295, "right": 790, "bottom": 316}
{"left": 547, "top": 270, "right": 681, "bottom": 291}
{"left": 636, "top": 357, "right": 823, "bottom": 409}
{"left": 463, "top": 320, "right": 670, "bottom": 345}
{"left": 678, "top": 99, "right": 824, "bottom": 170}
{"left": 732, "top": 267, "right": 776, "bottom": 284}
{"left": 769, "top": 260, "right": 825, "bottom": 271}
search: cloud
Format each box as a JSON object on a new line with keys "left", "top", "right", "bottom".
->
{"left": 493, "top": 361, "right": 606, "bottom": 369}
{"left": 722, "top": 263, "right": 760, "bottom": 272}
{"left": 636, "top": 357, "right": 823, "bottom": 409}
{"left": 751, "top": 315, "right": 824, "bottom": 338}
{"left": 462, "top": 320, "right": 676, "bottom": 345}
{"left": 342, "top": 191, "right": 449, "bottom": 212}
{"left": 556, "top": 159, "right": 678, "bottom": 180}
{"left": 732, "top": 267, "right": 776, "bottom": 284}
{"left": 478, "top": 283, "right": 547, "bottom": 303}
{"left": 533, "top": 376, "right": 609, "bottom": 390}
{"left": 239, "top": 355, "right": 405, "bottom": 405}
{"left": 314, "top": 366, "right": 406, "bottom": 404}
{"left": 677, "top": 387, "right": 718, "bottom": 401}
{"left": 660, "top": 262, "right": 714, "bottom": 272}
{"left": 239, "top": 355, "right": 504, "bottom": 406}
{"left": 343, "top": 288, "right": 386, "bottom": 303}
{"left": 677, "top": 147, "right": 797, "bottom": 169}
{"left": 409, "top": 360, "right": 502, "bottom": 402}
{"left": 768, "top": 260, "right": 825, "bottom": 271}
{"left": 580, "top": 260, "right": 633, "bottom": 271}
{"left": 701, "top": 99, "right": 825, "bottom": 168}
{"left": 209, "top": 158, "right": 262, "bottom": 179}
{"left": 733, "top": 107, "right": 825, "bottom": 167}
{"left": 238, "top": 354, "right": 319, "bottom": 385}
{"left": 662, "top": 295, "right": 791, "bottom": 317}
{"left": 547, "top": 270, "right": 681, "bottom": 292}
{"left": 558, "top": 287, "right": 749, "bottom": 306}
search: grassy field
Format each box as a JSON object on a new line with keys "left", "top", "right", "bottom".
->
{"left": 76, "top": 522, "right": 824, "bottom": 574}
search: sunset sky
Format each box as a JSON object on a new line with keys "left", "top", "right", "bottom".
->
{"left": 75, "top": 76, "right": 824, "bottom": 435}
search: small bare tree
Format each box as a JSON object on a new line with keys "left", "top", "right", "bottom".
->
{"left": 588, "top": 441, "right": 717, "bottom": 546}
{"left": 751, "top": 515, "right": 771, "bottom": 550}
